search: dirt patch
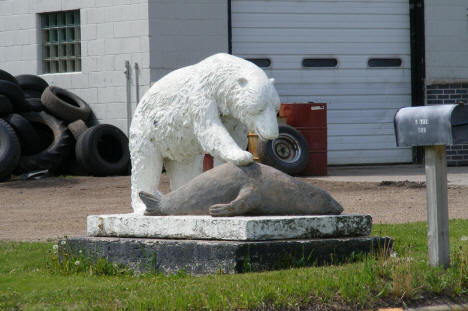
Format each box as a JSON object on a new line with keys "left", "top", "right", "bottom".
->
{"left": 0, "top": 175, "right": 467, "bottom": 241}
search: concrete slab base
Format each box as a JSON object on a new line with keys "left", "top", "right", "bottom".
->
{"left": 87, "top": 214, "right": 372, "bottom": 240}
{"left": 62, "top": 236, "right": 393, "bottom": 274}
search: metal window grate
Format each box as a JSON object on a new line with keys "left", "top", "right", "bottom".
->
{"left": 41, "top": 10, "right": 81, "bottom": 73}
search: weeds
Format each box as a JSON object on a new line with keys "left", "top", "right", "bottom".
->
{"left": 0, "top": 221, "right": 467, "bottom": 310}
{"left": 47, "top": 239, "right": 133, "bottom": 277}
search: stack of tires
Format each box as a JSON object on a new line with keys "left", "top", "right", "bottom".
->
{"left": 0, "top": 69, "right": 130, "bottom": 182}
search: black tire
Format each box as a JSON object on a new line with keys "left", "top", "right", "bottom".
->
{"left": 0, "top": 119, "right": 21, "bottom": 181}
{"left": 41, "top": 86, "right": 91, "bottom": 122}
{"left": 0, "top": 80, "right": 30, "bottom": 112}
{"left": 0, "top": 95, "right": 13, "bottom": 116}
{"left": 15, "top": 74, "right": 48, "bottom": 93}
{"left": 0, "top": 69, "right": 19, "bottom": 85}
{"left": 15, "top": 111, "right": 72, "bottom": 173}
{"left": 257, "top": 124, "right": 309, "bottom": 175}
{"left": 53, "top": 137, "right": 89, "bottom": 176}
{"left": 3, "top": 114, "right": 42, "bottom": 156}
{"left": 76, "top": 124, "right": 130, "bottom": 176}
{"left": 23, "top": 89, "right": 43, "bottom": 99}
{"left": 67, "top": 119, "right": 88, "bottom": 140}
{"left": 25, "top": 98, "right": 44, "bottom": 112}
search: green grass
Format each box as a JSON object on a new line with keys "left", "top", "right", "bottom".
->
{"left": 1, "top": 220, "right": 467, "bottom": 310}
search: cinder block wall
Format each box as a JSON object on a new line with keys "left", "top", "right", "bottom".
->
{"left": 147, "top": 0, "right": 228, "bottom": 83}
{"left": 0, "top": 0, "right": 151, "bottom": 134}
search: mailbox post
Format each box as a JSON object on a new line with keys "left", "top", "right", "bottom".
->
{"left": 394, "top": 103, "right": 468, "bottom": 268}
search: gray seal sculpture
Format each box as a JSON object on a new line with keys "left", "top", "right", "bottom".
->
{"left": 139, "top": 162, "right": 343, "bottom": 217}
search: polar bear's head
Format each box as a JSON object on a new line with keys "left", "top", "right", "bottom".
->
{"left": 222, "top": 60, "right": 281, "bottom": 141}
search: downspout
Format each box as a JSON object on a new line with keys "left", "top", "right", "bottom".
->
{"left": 124, "top": 60, "right": 132, "bottom": 136}
{"left": 134, "top": 62, "right": 140, "bottom": 105}
{"left": 228, "top": 0, "right": 232, "bottom": 54}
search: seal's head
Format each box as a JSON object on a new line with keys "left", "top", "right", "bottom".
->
{"left": 302, "top": 183, "right": 344, "bottom": 215}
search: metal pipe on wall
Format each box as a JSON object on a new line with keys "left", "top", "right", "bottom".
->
{"left": 124, "top": 60, "right": 132, "bottom": 136}
{"left": 134, "top": 62, "right": 140, "bottom": 105}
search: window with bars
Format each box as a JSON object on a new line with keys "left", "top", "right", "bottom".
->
{"left": 41, "top": 10, "right": 81, "bottom": 74}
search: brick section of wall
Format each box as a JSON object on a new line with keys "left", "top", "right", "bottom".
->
{"left": 427, "top": 83, "right": 468, "bottom": 166}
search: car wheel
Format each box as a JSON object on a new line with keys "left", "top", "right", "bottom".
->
{"left": 257, "top": 124, "right": 309, "bottom": 175}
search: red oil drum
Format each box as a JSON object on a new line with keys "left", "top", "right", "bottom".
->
{"left": 279, "top": 103, "right": 327, "bottom": 176}
{"left": 203, "top": 154, "right": 214, "bottom": 171}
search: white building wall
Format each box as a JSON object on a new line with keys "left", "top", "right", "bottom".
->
{"left": 0, "top": 0, "right": 151, "bottom": 134}
{"left": 147, "top": 0, "right": 228, "bottom": 83}
{"left": 425, "top": 0, "right": 468, "bottom": 83}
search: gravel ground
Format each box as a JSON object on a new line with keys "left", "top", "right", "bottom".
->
{"left": 0, "top": 174, "right": 467, "bottom": 241}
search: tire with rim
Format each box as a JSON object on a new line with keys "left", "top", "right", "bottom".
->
{"left": 3, "top": 114, "right": 42, "bottom": 155}
{"left": 0, "top": 69, "right": 19, "bottom": 85}
{"left": 0, "top": 95, "right": 13, "bottom": 116}
{"left": 76, "top": 124, "right": 130, "bottom": 176}
{"left": 257, "top": 124, "right": 309, "bottom": 175}
{"left": 41, "top": 86, "right": 91, "bottom": 122}
{"left": 15, "top": 74, "right": 49, "bottom": 94}
{"left": 0, "top": 119, "right": 21, "bottom": 181}
{"left": 0, "top": 80, "right": 30, "bottom": 112}
{"left": 16, "top": 111, "right": 72, "bottom": 173}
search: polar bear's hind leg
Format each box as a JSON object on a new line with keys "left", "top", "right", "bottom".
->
{"left": 164, "top": 155, "right": 204, "bottom": 190}
{"left": 130, "top": 140, "right": 163, "bottom": 215}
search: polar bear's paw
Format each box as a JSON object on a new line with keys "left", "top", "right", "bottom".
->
{"left": 225, "top": 150, "right": 254, "bottom": 166}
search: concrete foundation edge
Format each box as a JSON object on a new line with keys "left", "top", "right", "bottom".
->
{"left": 61, "top": 236, "right": 393, "bottom": 274}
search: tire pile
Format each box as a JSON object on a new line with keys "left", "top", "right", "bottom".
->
{"left": 0, "top": 69, "right": 130, "bottom": 182}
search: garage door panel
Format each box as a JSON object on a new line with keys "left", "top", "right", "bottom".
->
{"left": 276, "top": 83, "right": 411, "bottom": 97}
{"left": 233, "top": 13, "right": 409, "bottom": 29}
{"left": 272, "top": 69, "right": 411, "bottom": 84}
{"left": 242, "top": 55, "right": 411, "bottom": 70}
{"left": 232, "top": 28, "right": 409, "bottom": 44}
{"left": 233, "top": 42, "right": 410, "bottom": 56}
{"left": 328, "top": 109, "right": 397, "bottom": 124}
{"left": 281, "top": 95, "right": 411, "bottom": 110}
{"left": 328, "top": 149, "right": 412, "bottom": 165}
{"left": 328, "top": 123, "right": 397, "bottom": 136}
{"left": 233, "top": 1, "right": 409, "bottom": 15}
{"left": 328, "top": 134, "right": 399, "bottom": 150}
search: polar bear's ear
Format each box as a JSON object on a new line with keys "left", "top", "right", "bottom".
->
{"left": 269, "top": 78, "right": 275, "bottom": 84}
{"left": 237, "top": 77, "right": 248, "bottom": 88}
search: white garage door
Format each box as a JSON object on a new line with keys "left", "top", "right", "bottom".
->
{"left": 231, "top": 0, "right": 412, "bottom": 164}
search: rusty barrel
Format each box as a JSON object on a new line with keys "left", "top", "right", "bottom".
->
{"left": 202, "top": 154, "right": 214, "bottom": 172}
{"left": 279, "top": 103, "right": 327, "bottom": 176}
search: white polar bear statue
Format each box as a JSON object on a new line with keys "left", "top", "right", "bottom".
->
{"left": 129, "top": 53, "right": 281, "bottom": 214}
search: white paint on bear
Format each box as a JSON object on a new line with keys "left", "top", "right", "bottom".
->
{"left": 129, "top": 53, "right": 281, "bottom": 214}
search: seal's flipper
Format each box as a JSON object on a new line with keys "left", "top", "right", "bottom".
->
{"left": 209, "top": 184, "right": 261, "bottom": 217}
{"left": 139, "top": 191, "right": 163, "bottom": 215}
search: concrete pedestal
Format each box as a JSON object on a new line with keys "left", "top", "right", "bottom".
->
{"left": 60, "top": 213, "right": 392, "bottom": 274}
{"left": 62, "top": 235, "right": 393, "bottom": 274}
